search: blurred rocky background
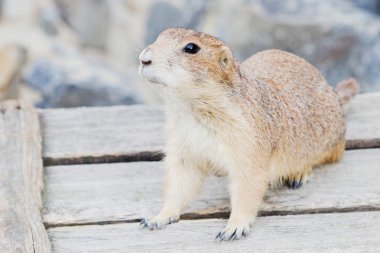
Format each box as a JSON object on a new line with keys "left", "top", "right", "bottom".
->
{"left": 0, "top": 0, "right": 379, "bottom": 107}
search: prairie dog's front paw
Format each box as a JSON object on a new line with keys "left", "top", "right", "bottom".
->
{"left": 140, "top": 216, "right": 179, "bottom": 230}
{"left": 215, "top": 223, "right": 251, "bottom": 241}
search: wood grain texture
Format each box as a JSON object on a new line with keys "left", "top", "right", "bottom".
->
{"left": 39, "top": 93, "right": 380, "bottom": 165}
{"left": 39, "top": 105, "right": 165, "bottom": 165}
{"left": 42, "top": 149, "right": 380, "bottom": 227}
{"left": 0, "top": 101, "right": 52, "bottom": 253}
{"left": 48, "top": 211, "right": 380, "bottom": 253}
{"left": 345, "top": 93, "right": 380, "bottom": 149}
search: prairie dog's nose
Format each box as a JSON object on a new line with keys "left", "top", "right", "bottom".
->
{"left": 139, "top": 47, "right": 153, "bottom": 65}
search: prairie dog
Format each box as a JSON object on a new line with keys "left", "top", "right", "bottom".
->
{"left": 138, "top": 28, "right": 359, "bottom": 241}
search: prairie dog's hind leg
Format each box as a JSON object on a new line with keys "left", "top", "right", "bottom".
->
{"left": 320, "top": 140, "right": 345, "bottom": 164}
{"left": 284, "top": 140, "right": 345, "bottom": 190}
{"left": 140, "top": 156, "right": 206, "bottom": 230}
{"left": 284, "top": 166, "right": 312, "bottom": 190}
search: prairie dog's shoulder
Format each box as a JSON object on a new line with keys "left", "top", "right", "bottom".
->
{"left": 241, "top": 49, "right": 325, "bottom": 90}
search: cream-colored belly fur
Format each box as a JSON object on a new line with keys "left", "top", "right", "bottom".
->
{"left": 165, "top": 104, "right": 247, "bottom": 178}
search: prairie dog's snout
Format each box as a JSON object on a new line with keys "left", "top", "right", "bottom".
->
{"left": 138, "top": 45, "right": 165, "bottom": 85}
{"left": 139, "top": 47, "right": 153, "bottom": 66}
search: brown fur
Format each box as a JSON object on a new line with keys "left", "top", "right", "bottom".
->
{"left": 138, "top": 28, "right": 359, "bottom": 240}
{"left": 335, "top": 78, "right": 360, "bottom": 105}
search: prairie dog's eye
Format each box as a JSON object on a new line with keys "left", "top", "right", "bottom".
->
{"left": 183, "top": 43, "right": 200, "bottom": 54}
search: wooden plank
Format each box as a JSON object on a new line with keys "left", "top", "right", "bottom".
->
{"left": 0, "top": 101, "right": 52, "bottom": 252}
{"left": 345, "top": 93, "right": 380, "bottom": 149}
{"left": 39, "top": 105, "right": 165, "bottom": 165}
{"left": 48, "top": 211, "right": 380, "bottom": 252}
{"left": 42, "top": 149, "right": 380, "bottom": 227}
{"left": 39, "top": 93, "right": 380, "bottom": 165}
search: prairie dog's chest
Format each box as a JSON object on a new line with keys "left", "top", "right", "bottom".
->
{"left": 169, "top": 114, "right": 231, "bottom": 169}
{"left": 177, "top": 115, "right": 222, "bottom": 154}
{"left": 165, "top": 100, "right": 250, "bottom": 171}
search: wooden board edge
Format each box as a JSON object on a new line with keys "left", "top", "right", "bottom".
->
{"left": 0, "top": 100, "right": 52, "bottom": 252}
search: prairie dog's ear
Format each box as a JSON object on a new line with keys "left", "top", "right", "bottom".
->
{"left": 219, "top": 46, "right": 234, "bottom": 71}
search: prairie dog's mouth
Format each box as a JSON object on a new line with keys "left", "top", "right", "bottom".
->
{"left": 139, "top": 65, "right": 166, "bottom": 85}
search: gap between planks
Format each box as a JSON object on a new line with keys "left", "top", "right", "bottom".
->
{"left": 40, "top": 93, "right": 380, "bottom": 166}
{"left": 44, "top": 205, "right": 380, "bottom": 229}
{"left": 42, "top": 149, "right": 380, "bottom": 228}
{"left": 42, "top": 142, "right": 380, "bottom": 166}
{"left": 43, "top": 151, "right": 165, "bottom": 166}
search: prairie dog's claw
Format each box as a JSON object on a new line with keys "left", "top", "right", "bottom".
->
{"left": 140, "top": 217, "right": 179, "bottom": 230}
{"left": 139, "top": 218, "right": 163, "bottom": 230}
{"left": 215, "top": 225, "right": 250, "bottom": 241}
{"left": 285, "top": 170, "right": 312, "bottom": 190}
{"left": 286, "top": 180, "right": 303, "bottom": 189}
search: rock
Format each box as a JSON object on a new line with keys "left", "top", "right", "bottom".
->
{"left": 0, "top": 45, "right": 27, "bottom": 101}
{"left": 197, "top": 0, "right": 380, "bottom": 92}
{"left": 5, "top": 0, "right": 379, "bottom": 106}
{"left": 350, "top": 0, "right": 380, "bottom": 14}
{"left": 25, "top": 45, "right": 141, "bottom": 108}
{"left": 98, "top": 0, "right": 380, "bottom": 97}
{"left": 146, "top": 2, "right": 185, "bottom": 45}
{"left": 55, "top": 0, "right": 109, "bottom": 49}
{"left": 1, "top": 0, "right": 36, "bottom": 21}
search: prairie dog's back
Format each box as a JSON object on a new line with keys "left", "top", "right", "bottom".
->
{"left": 241, "top": 49, "right": 342, "bottom": 124}
{"left": 242, "top": 49, "right": 326, "bottom": 92}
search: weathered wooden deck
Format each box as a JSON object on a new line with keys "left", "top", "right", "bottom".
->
{"left": 1, "top": 93, "right": 380, "bottom": 252}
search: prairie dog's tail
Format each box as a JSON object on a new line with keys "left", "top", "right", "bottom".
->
{"left": 335, "top": 78, "right": 360, "bottom": 105}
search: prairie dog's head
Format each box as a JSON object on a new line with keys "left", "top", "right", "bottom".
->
{"left": 139, "top": 28, "right": 236, "bottom": 90}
